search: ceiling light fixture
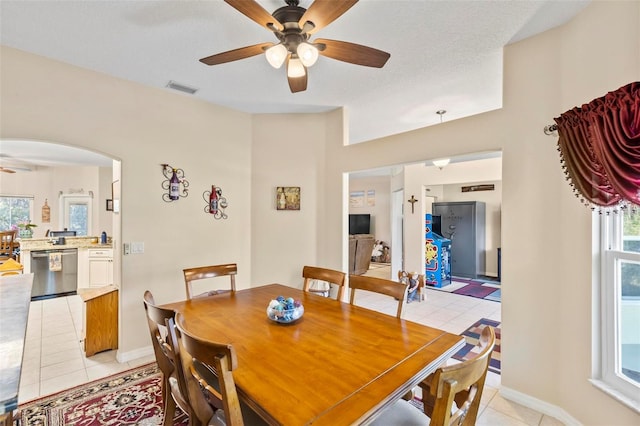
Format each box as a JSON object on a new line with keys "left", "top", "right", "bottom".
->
{"left": 436, "top": 109, "right": 447, "bottom": 123}
{"left": 433, "top": 159, "right": 450, "bottom": 169}
{"left": 199, "top": 0, "right": 390, "bottom": 93}
{"left": 296, "top": 42, "right": 319, "bottom": 67}
{"left": 265, "top": 43, "right": 288, "bottom": 68}
{"left": 287, "top": 56, "right": 306, "bottom": 78}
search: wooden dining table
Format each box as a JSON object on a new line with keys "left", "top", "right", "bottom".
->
{"left": 160, "top": 283, "right": 464, "bottom": 425}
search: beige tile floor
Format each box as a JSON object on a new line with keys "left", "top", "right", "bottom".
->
{"left": 18, "top": 294, "right": 155, "bottom": 404}
{"left": 17, "top": 265, "right": 564, "bottom": 425}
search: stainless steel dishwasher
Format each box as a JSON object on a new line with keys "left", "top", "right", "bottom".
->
{"left": 30, "top": 248, "right": 78, "bottom": 300}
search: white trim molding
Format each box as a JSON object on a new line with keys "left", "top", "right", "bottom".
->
{"left": 590, "top": 379, "right": 640, "bottom": 414}
{"left": 500, "top": 386, "right": 582, "bottom": 426}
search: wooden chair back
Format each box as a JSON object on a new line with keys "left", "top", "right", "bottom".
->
{"left": 175, "top": 312, "right": 244, "bottom": 426}
{"left": 398, "top": 270, "right": 425, "bottom": 302}
{"left": 348, "top": 274, "right": 408, "bottom": 318}
{"left": 143, "top": 291, "right": 190, "bottom": 425}
{"left": 0, "top": 230, "right": 17, "bottom": 262}
{"left": 302, "top": 265, "right": 346, "bottom": 300}
{"left": 183, "top": 263, "right": 237, "bottom": 300}
{"left": 421, "top": 326, "right": 496, "bottom": 425}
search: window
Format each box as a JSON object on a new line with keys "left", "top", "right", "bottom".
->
{"left": 60, "top": 194, "right": 92, "bottom": 236}
{"left": 0, "top": 195, "right": 34, "bottom": 229}
{"left": 595, "top": 210, "right": 640, "bottom": 412}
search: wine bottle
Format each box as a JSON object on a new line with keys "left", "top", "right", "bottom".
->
{"left": 209, "top": 185, "right": 218, "bottom": 214}
{"left": 169, "top": 169, "right": 180, "bottom": 200}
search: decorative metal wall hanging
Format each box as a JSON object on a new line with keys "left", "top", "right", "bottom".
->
{"left": 161, "top": 164, "right": 189, "bottom": 202}
{"left": 203, "top": 185, "right": 228, "bottom": 219}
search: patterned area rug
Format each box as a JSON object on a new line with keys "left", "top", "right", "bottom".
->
{"left": 13, "top": 363, "right": 188, "bottom": 426}
{"left": 450, "top": 276, "right": 501, "bottom": 302}
{"left": 452, "top": 318, "right": 502, "bottom": 375}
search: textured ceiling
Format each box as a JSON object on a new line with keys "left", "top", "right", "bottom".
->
{"left": 0, "top": 0, "right": 589, "bottom": 165}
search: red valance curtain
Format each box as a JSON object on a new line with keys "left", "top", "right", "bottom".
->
{"left": 554, "top": 82, "right": 640, "bottom": 211}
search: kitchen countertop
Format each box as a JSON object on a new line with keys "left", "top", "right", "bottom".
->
{"left": 19, "top": 237, "right": 113, "bottom": 251}
{"left": 0, "top": 273, "right": 34, "bottom": 417}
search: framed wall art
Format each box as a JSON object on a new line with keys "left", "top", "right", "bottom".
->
{"left": 366, "top": 189, "right": 376, "bottom": 206}
{"left": 276, "top": 187, "right": 301, "bottom": 210}
{"left": 350, "top": 190, "right": 364, "bottom": 208}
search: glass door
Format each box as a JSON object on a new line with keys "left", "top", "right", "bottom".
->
{"left": 60, "top": 194, "right": 92, "bottom": 236}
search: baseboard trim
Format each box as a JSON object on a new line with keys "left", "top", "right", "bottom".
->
{"left": 116, "top": 345, "right": 153, "bottom": 363}
{"left": 500, "top": 386, "right": 581, "bottom": 426}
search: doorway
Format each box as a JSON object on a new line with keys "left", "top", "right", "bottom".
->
{"left": 348, "top": 153, "right": 502, "bottom": 280}
{"left": 391, "top": 189, "right": 404, "bottom": 275}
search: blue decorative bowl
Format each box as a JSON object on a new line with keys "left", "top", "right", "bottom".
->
{"left": 266, "top": 297, "right": 304, "bottom": 324}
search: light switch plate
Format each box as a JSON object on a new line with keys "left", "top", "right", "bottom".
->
{"left": 131, "top": 242, "right": 144, "bottom": 254}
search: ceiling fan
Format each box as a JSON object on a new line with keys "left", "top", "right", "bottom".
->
{"left": 199, "top": 0, "right": 390, "bottom": 93}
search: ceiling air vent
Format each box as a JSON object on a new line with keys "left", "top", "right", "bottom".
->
{"left": 166, "top": 80, "right": 198, "bottom": 95}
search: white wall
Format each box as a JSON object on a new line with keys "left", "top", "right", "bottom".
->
{"left": 250, "top": 113, "right": 330, "bottom": 288}
{"left": 98, "top": 166, "right": 114, "bottom": 236}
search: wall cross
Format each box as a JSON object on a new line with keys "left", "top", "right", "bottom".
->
{"left": 408, "top": 195, "right": 418, "bottom": 214}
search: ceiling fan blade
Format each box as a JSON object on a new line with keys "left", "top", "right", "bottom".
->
{"left": 0, "top": 167, "right": 16, "bottom": 173}
{"left": 200, "top": 42, "right": 274, "bottom": 66}
{"left": 299, "top": 0, "right": 358, "bottom": 34}
{"left": 224, "top": 0, "right": 283, "bottom": 32}
{"left": 315, "top": 38, "right": 390, "bottom": 68}
{"left": 286, "top": 58, "right": 308, "bottom": 93}
{"left": 287, "top": 73, "right": 307, "bottom": 93}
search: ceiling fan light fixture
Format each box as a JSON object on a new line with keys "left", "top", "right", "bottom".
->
{"left": 265, "top": 43, "right": 288, "bottom": 69}
{"left": 297, "top": 42, "right": 319, "bottom": 67}
{"left": 287, "top": 56, "right": 306, "bottom": 78}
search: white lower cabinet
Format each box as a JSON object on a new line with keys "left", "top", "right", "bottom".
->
{"left": 88, "top": 248, "right": 113, "bottom": 287}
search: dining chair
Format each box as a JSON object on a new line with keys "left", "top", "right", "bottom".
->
{"left": 143, "top": 291, "right": 191, "bottom": 426}
{"left": 348, "top": 274, "right": 408, "bottom": 318}
{"left": 302, "top": 265, "right": 346, "bottom": 300}
{"left": 0, "top": 230, "right": 17, "bottom": 262}
{"left": 398, "top": 270, "right": 426, "bottom": 303}
{"left": 183, "top": 263, "right": 237, "bottom": 300}
{"left": 0, "top": 258, "right": 23, "bottom": 275}
{"left": 371, "top": 326, "right": 497, "bottom": 426}
{"left": 175, "top": 312, "right": 268, "bottom": 426}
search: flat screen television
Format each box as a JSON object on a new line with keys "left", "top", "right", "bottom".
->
{"left": 349, "top": 214, "right": 371, "bottom": 235}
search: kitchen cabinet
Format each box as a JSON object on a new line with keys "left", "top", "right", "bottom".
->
{"left": 88, "top": 249, "right": 113, "bottom": 287}
{"left": 79, "top": 285, "right": 118, "bottom": 357}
